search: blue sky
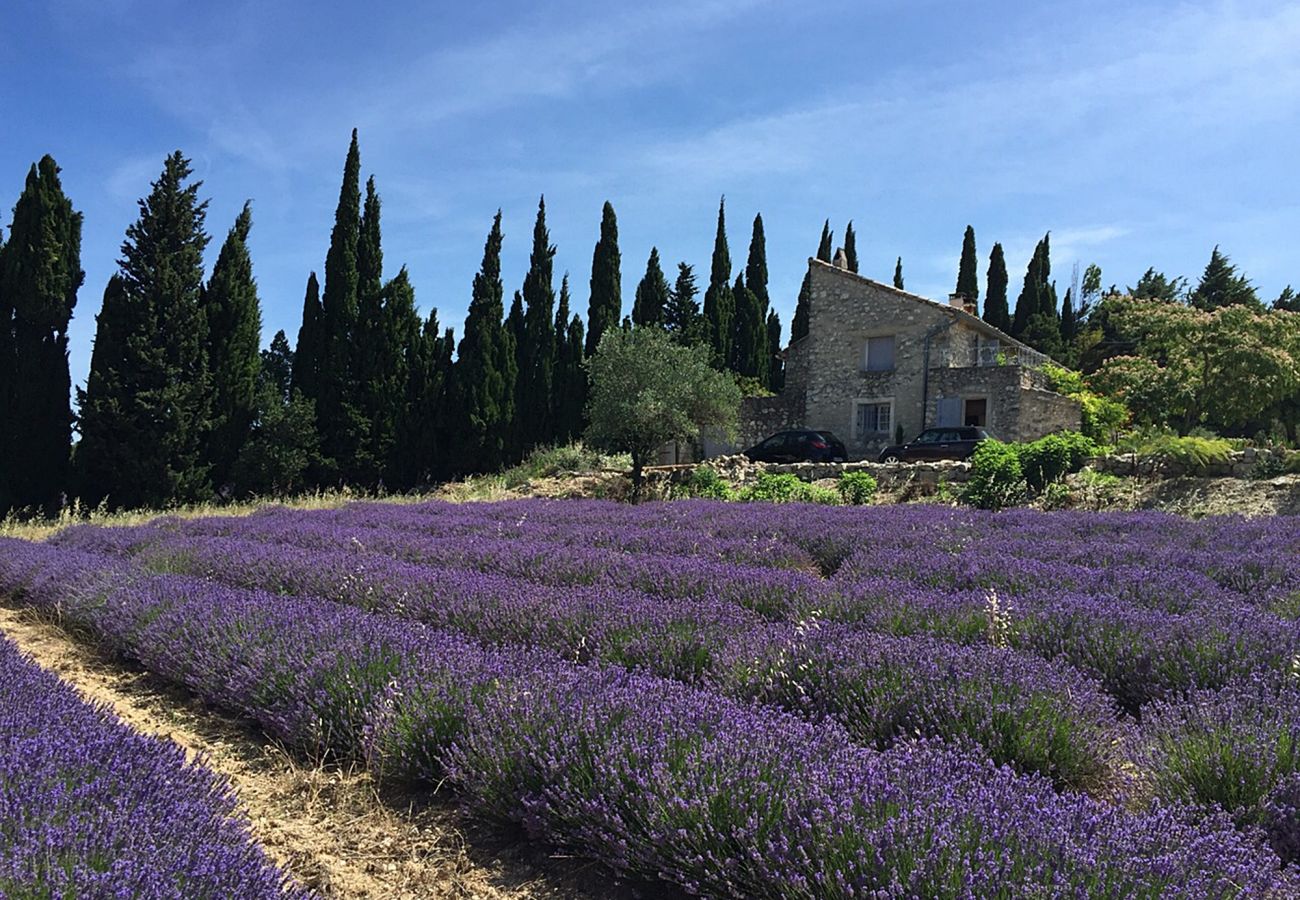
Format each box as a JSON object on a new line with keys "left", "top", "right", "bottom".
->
{"left": 3, "top": 0, "right": 1298, "bottom": 395}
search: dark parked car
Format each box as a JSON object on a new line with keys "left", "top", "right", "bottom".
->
{"left": 877, "top": 427, "right": 990, "bottom": 463}
{"left": 745, "top": 429, "right": 848, "bottom": 463}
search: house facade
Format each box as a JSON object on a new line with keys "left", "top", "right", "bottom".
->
{"left": 738, "top": 257, "right": 1081, "bottom": 459}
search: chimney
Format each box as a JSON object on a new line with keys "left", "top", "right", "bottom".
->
{"left": 832, "top": 247, "right": 849, "bottom": 269}
{"left": 949, "top": 292, "right": 978, "bottom": 316}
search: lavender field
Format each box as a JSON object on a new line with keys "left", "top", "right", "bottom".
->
{"left": 4, "top": 500, "right": 1300, "bottom": 897}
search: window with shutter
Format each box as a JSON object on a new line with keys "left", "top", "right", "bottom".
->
{"left": 864, "top": 335, "right": 895, "bottom": 372}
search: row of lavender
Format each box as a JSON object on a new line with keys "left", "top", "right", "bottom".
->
{"left": 0, "top": 537, "right": 1289, "bottom": 897}
{"left": 0, "top": 631, "right": 307, "bottom": 899}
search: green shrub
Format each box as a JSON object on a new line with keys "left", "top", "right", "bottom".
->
{"left": 1017, "top": 432, "right": 1098, "bottom": 493}
{"left": 836, "top": 471, "right": 879, "bottom": 505}
{"left": 1117, "top": 430, "right": 1234, "bottom": 472}
{"left": 1039, "top": 363, "right": 1129, "bottom": 443}
{"left": 679, "top": 466, "right": 735, "bottom": 500}
{"left": 963, "top": 440, "right": 1026, "bottom": 511}
{"left": 738, "top": 473, "right": 839, "bottom": 505}
{"left": 1287, "top": 453, "right": 1300, "bottom": 475}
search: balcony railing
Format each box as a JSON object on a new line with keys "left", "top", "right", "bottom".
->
{"left": 932, "top": 344, "right": 1049, "bottom": 369}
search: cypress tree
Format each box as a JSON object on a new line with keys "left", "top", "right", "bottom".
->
{"left": 983, "top": 243, "right": 1010, "bottom": 332}
{"left": 955, "top": 225, "right": 979, "bottom": 305}
{"left": 1060, "top": 287, "right": 1077, "bottom": 342}
{"left": 518, "top": 196, "right": 557, "bottom": 451}
{"left": 893, "top": 257, "right": 904, "bottom": 290}
{"left": 0, "top": 156, "right": 83, "bottom": 514}
{"left": 401, "top": 311, "right": 455, "bottom": 487}
{"left": 745, "top": 214, "right": 770, "bottom": 316}
{"left": 455, "top": 211, "right": 514, "bottom": 472}
{"left": 817, "top": 220, "right": 833, "bottom": 262}
{"left": 729, "top": 271, "right": 766, "bottom": 381}
{"left": 262, "top": 330, "right": 294, "bottom": 404}
{"left": 371, "top": 267, "right": 421, "bottom": 484}
{"left": 1012, "top": 236, "right": 1043, "bottom": 336}
{"left": 702, "top": 197, "right": 734, "bottom": 367}
{"left": 843, "top": 221, "right": 859, "bottom": 274}
{"left": 766, "top": 309, "right": 784, "bottom": 391}
{"left": 792, "top": 272, "right": 811, "bottom": 341}
{"left": 318, "top": 129, "right": 366, "bottom": 482}
{"left": 291, "top": 272, "right": 323, "bottom": 401}
{"left": 585, "top": 201, "right": 621, "bottom": 356}
{"left": 352, "top": 174, "right": 387, "bottom": 483}
{"left": 77, "top": 152, "right": 211, "bottom": 508}
{"left": 551, "top": 273, "right": 586, "bottom": 445}
{"left": 632, "top": 247, "right": 670, "bottom": 328}
{"left": 202, "top": 202, "right": 262, "bottom": 492}
{"left": 1037, "top": 233, "right": 1054, "bottom": 318}
{"left": 665, "top": 262, "right": 702, "bottom": 347}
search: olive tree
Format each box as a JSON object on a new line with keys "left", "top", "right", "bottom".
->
{"left": 585, "top": 327, "right": 740, "bottom": 497}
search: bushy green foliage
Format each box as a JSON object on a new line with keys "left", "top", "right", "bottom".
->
{"left": 738, "top": 473, "right": 838, "bottom": 505}
{"left": 499, "top": 443, "right": 622, "bottom": 489}
{"left": 1118, "top": 430, "right": 1234, "bottom": 472}
{"left": 1039, "top": 363, "right": 1128, "bottom": 444}
{"left": 1018, "top": 432, "right": 1098, "bottom": 493}
{"left": 837, "top": 471, "right": 878, "bottom": 505}
{"left": 963, "top": 440, "right": 1025, "bottom": 510}
{"left": 678, "top": 466, "right": 735, "bottom": 500}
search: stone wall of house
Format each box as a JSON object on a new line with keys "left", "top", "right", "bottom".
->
{"left": 1013, "top": 388, "right": 1084, "bottom": 442}
{"left": 924, "top": 368, "right": 1082, "bottom": 442}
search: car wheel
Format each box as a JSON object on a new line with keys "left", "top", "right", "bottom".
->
{"left": 881, "top": 453, "right": 901, "bottom": 463}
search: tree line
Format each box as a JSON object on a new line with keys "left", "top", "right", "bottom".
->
{"left": 4, "top": 136, "right": 1296, "bottom": 516}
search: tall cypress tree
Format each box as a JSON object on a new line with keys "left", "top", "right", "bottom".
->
{"left": 0, "top": 156, "right": 83, "bottom": 514}
{"left": 746, "top": 214, "right": 770, "bottom": 316}
{"left": 371, "top": 267, "right": 421, "bottom": 484}
{"left": 843, "top": 221, "right": 859, "bottom": 274}
{"left": 893, "top": 257, "right": 904, "bottom": 290}
{"left": 262, "top": 330, "right": 294, "bottom": 404}
{"left": 729, "top": 271, "right": 766, "bottom": 381}
{"left": 1060, "top": 287, "right": 1077, "bottom": 342}
{"left": 202, "top": 202, "right": 262, "bottom": 492}
{"left": 817, "top": 220, "right": 833, "bottom": 263}
{"left": 955, "top": 225, "right": 979, "bottom": 305}
{"left": 632, "top": 247, "right": 670, "bottom": 328}
{"left": 552, "top": 273, "right": 586, "bottom": 444}
{"left": 702, "top": 197, "right": 734, "bottom": 367}
{"left": 983, "top": 243, "right": 1010, "bottom": 332}
{"left": 318, "top": 129, "right": 366, "bottom": 482}
{"left": 454, "top": 211, "right": 514, "bottom": 473}
{"left": 291, "top": 271, "right": 323, "bottom": 401}
{"left": 401, "top": 310, "right": 454, "bottom": 487}
{"left": 665, "top": 262, "right": 702, "bottom": 347}
{"left": 585, "top": 201, "right": 621, "bottom": 356}
{"left": 352, "top": 174, "right": 387, "bottom": 483}
{"left": 77, "top": 152, "right": 211, "bottom": 509}
{"left": 1013, "top": 233, "right": 1049, "bottom": 337}
{"left": 766, "top": 309, "right": 784, "bottom": 391}
{"left": 518, "top": 197, "right": 557, "bottom": 451}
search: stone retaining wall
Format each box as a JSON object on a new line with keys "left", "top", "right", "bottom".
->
{"left": 1089, "top": 447, "right": 1291, "bottom": 479}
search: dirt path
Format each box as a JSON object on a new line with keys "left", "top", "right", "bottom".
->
{"left": 0, "top": 605, "right": 635, "bottom": 900}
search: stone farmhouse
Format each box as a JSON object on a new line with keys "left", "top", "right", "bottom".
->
{"left": 738, "top": 256, "right": 1081, "bottom": 460}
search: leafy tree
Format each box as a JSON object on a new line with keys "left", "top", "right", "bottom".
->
{"left": 983, "top": 242, "right": 1010, "bottom": 332}
{"left": 202, "top": 202, "right": 262, "bottom": 491}
{"left": 584, "top": 201, "right": 621, "bottom": 356}
{"left": 702, "top": 197, "right": 734, "bottom": 367}
{"left": 552, "top": 273, "right": 586, "bottom": 444}
{"left": 0, "top": 155, "right": 83, "bottom": 515}
{"left": 317, "top": 129, "right": 367, "bottom": 482}
{"left": 231, "top": 390, "right": 321, "bottom": 498}
{"left": 398, "top": 311, "right": 454, "bottom": 487}
{"left": 632, "top": 246, "right": 669, "bottom": 328}
{"left": 454, "top": 211, "right": 515, "bottom": 473}
{"left": 77, "top": 152, "right": 212, "bottom": 509}
{"left": 261, "top": 329, "right": 294, "bottom": 404}
{"left": 843, "top": 220, "right": 859, "bottom": 273}
{"left": 1129, "top": 267, "right": 1185, "bottom": 302}
{"left": 665, "top": 262, "right": 703, "bottom": 346}
{"left": 1275, "top": 286, "right": 1300, "bottom": 313}
{"left": 1188, "top": 246, "right": 1261, "bottom": 311}
{"left": 728, "top": 271, "right": 767, "bottom": 381}
{"left": 362, "top": 267, "right": 420, "bottom": 484}
{"left": 517, "top": 197, "right": 557, "bottom": 452}
{"left": 1092, "top": 299, "right": 1300, "bottom": 433}
{"left": 955, "top": 225, "right": 979, "bottom": 305}
{"left": 584, "top": 326, "right": 740, "bottom": 497}
{"left": 1082, "top": 263, "right": 1103, "bottom": 303}
{"left": 291, "top": 272, "right": 323, "bottom": 401}
{"left": 816, "top": 220, "right": 833, "bottom": 262}
{"left": 893, "top": 257, "right": 904, "bottom": 290}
